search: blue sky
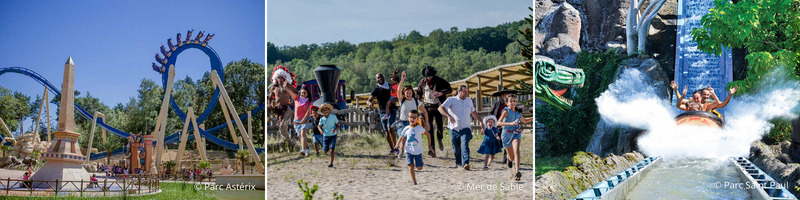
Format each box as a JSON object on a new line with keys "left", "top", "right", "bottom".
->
{"left": 267, "top": 0, "right": 532, "bottom": 46}
{"left": 0, "top": 1, "right": 264, "bottom": 129}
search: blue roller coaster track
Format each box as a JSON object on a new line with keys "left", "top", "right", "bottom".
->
{"left": 0, "top": 30, "right": 265, "bottom": 160}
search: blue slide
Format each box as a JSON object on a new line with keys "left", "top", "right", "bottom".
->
{"left": 0, "top": 67, "right": 265, "bottom": 160}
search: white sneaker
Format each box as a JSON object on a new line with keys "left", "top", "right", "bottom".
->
{"left": 303, "top": 149, "right": 310, "bottom": 157}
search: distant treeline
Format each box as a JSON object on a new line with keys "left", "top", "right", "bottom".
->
{"left": 268, "top": 20, "right": 530, "bottom": 94}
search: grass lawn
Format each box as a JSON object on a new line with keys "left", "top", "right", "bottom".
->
{"left": 535, "top": 155, "right": 572, "bottom": 177}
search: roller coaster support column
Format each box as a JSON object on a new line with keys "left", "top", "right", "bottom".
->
{"left": 0, "top": 117, "right": 15, "bottom": 145}
{"left": 199, "top": 124, "right": 208, "bottom": 158}
{"left": 248, "top": 111, "right": 252, "bottom": 145}
{"left": 218, "top": 96, "right": 240, "bottom": 144}
{"left": 0, "top": 117, "right": 11, "bottom": 139}
{"left": 153, "top": 66, "right": 176, "bottom": 174}
{"left": 210, "top": 70, "right": 264, "bottom": 173}
{"left": 174, "top": 107, "right": 207, "bottom": 171}
{"left": 238, "top": 136, "right": 244, "bottom": 151}
{"left": 85, "top": 111, "right": 104, "bottom": 163}
{"left": 33, "top": 88, "right": 47, "bottom": 135}
{"left": 45, "top": 87, "right": 51, "bottom": 141}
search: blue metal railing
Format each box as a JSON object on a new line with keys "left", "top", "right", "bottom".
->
{"left": 573, "top": 157, "right": 658, "bottom": 200}
{"left": 733, "top": 157, "right": 798, "bottom": 199}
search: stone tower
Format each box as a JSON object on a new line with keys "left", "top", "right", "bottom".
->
{"left": 30, "top": 57, "right": 92, "bottom": 188}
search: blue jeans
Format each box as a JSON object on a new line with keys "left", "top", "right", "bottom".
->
{"left": 450, "top": 128, "right": 473, "bottom": 167}
{"left": 380, "top": 108, "right": 397, "bottom": 131}
{"left": 394, "top": 120, "right": 410, "bottom": 138}
{"left": 293, "top": 119, "right": 312, "bottom": 134}
{"left": 323, "top": 135, "right": 337, "bottom": 151}
{"left": 405, "top": 153, "right": 423, "bottom": 167}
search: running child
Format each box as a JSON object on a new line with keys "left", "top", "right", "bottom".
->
{"left": 477, "top": 115, "right": 502, "bottom": 169}
{"left": 497, "top": 94, "right": 533, "bottom": 181}
{"left": 311, "top": 107, "right": 323, "bottom": 156}
{"left": 397, "top": 110, "right": 433, "bottom": 185}
{"left": 317, "top": 103, "right": 340, "bottom": 168}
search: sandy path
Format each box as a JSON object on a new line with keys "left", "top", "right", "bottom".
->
{"left": 267, "top": 132, "right": 533, "bottom": 199}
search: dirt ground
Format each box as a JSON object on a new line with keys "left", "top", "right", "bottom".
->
{"left": 266, "top": 129, "right": 534, "bottom": 199}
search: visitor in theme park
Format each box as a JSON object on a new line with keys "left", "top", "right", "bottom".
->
{"left": 671, "top": 81, "right": 738, "bottom": 121}
{"left": 397, "top": 110, "right": 433, "bottom": 185}
{"left": 392, "top": 72, "right": 430, "bottom": 156}
{"left": 385, "top": 69, "right": 404, "bottom": 154}
{"left": 367, "top": 73, "right": 398, "bottom": 154}
{"left": 417, "top": 66, "right": 453, "bottom": 153}
{"left": 317, "top": 103, "right": 340, "bottom": 168}
{"left": 290, "top": 86, "right": 314, "bottom": 156}
{"left": 270, "top": 66, "right": 298, "bottom": 151}
{"left": 310, "top": 107, "right": 324, "bottom": 156}
{"left": 438, "top": 85, "right": 484, "bottom": 170}
{"left": 489, "top": 88, "right": 517, "bottom": 165}
{"left": 497, "top": 94, "right": 532, "bottom": 180}
{"left": 477, "top": 115, "right": 502, "bottom": 169}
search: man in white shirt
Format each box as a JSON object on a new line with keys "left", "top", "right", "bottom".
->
{"left": 438, "top": 85, "right": 484, "bottom": 170}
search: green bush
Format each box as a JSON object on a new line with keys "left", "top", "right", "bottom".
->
{"left": 298, "top": 179, "right": 318, "bottom": 200}
{"left": 765, "top": 118, "right": 793, "bottom": 144}
{"left": 536, "top": 50, "right": 630, "bottom": 156}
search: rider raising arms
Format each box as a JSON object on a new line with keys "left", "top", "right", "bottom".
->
{"left": 701, "top": 85, "right": 738, "bottom": 112}
{"left": 671, "top": 81, "right": 738, "bottom": 113}
{"left": 671, "top": 81, "right": 693, "bottom": 111}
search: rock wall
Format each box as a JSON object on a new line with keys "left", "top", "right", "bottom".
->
{"left": 535, "top": 0, "right": 678, "bottom": 74}
{"left": 748, "top": 141, "right": 800, "bottom": 197}
{"left": 535, "top": 151, "right": 645, "bottom": 199}
{"left": 536, "top": 2, "right": 583, "bottom": 67}
{"left": 12, "top": 133, "right": 49, "bottom": 159}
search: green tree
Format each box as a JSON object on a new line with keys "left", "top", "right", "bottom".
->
{"left": 120, "top": 79, "right": 162, "bottom": 135}
{"left": 96, "top": 134, "right": 123, "bottom": 166}
{"left": 267, "top": 20, "right": 529, "bottom": 94}
{"left": 164, "top": 160, "right": 176, "bottom": 175}
{"left": 691, "top": 0, "right": 800, "bottom": 93}
{"left": 0, "top": 145, "right": 12, "bottom": 158}
{"left": 26, "top": 94, "right": 57, "bottom": 139}
{"left": 197, "top": 160, "right": 210, "bottom": 170}
{"left": 196, "top": 59, "right": 265, "bottom": 150}
{"left": 73, "top": 92, "right": 112, "bottom": 148}
{"left": 515, "top": 7, "right": 534, "bottom": 107}
{"left": 0, "top": 86, "right": 31, "bottom": 134}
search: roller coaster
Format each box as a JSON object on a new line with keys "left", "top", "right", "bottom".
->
{"left": 0, "top": 30, "right": 264, "bottom": 162}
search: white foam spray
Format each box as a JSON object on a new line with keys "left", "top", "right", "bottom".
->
{"left": 596, "top": 68, "right": 800, "bottom": 160}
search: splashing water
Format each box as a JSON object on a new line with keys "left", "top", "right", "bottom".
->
{"left": 596, "top": 68, "right": 800, "bottom": 160}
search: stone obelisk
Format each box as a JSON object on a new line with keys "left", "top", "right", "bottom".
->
{"left": 31, "top": 57, "right": 91, "bottom": 188}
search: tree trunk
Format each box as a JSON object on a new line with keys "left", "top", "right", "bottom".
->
{"left": 626, "top": 0, "right": 639, "bottom": 55}
{"left": 241, "top": 159, "right": 245, "bottom": 175}
{"left": 637, "top": 0, "right": 666, "bottom": 54}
